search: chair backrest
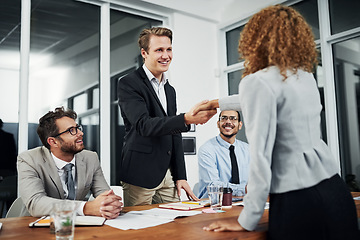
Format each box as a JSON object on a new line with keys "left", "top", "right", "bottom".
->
{"left": 5, "top": 197, "right": 30, "bottom": 218}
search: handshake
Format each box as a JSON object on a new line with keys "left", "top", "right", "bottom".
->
{"left": 184, "top": 99, "right": 219, "bottom": 125}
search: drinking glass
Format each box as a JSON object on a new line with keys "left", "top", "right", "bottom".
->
{"left": 52, "top": 201, "right": 77, "bottom": 240}
{"left": 207, "top": 184, "right": 223, "bottom": 210}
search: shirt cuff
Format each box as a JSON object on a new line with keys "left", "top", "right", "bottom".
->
{"left": 76, "top": 201, "right": 86, "bottom": 216}
{"left": 219, "top": 95, "right": 241, "bottom": 112}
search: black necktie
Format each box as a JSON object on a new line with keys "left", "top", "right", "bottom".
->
{"left": 229, "top": 145, "right": 240, "bottom": 184}
{"left": 64, "top": 163, "right": 75, "bottom": 200}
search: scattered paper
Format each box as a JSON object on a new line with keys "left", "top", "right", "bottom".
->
{"left": 105, "top": 208, "right": 202, "bottom": 230}
{"left": 202, "top": 208, "right": 225, "bottom": 213}
{"left": 159, "top": 202, "right": 204, "bottom": 210}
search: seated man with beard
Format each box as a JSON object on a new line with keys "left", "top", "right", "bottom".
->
{"left": 17, "top": 107, "right": 122, "bottom": 219}
{"left": 197, "top": 110, "right": 251, "bottom": 198}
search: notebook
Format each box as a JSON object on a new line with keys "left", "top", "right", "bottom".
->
{"left": 29, "top": 216, "right": 106, "bottom": 227}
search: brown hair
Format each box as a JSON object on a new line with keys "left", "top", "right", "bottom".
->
{"left": 37, "top": 107, "right": 77, "bottom": 149}
{"left": 238, "top": 5, "right": 318, "bottom": 79}
{"left": 138, "top": 27, "right": 173, "bottom": 53}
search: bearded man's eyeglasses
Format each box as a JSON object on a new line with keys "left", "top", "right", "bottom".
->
{"left": 219, "top": 116, "right": 238, "bottom": 122}
{"left": 53, "top": 125, "right": 83, "bottom": 138}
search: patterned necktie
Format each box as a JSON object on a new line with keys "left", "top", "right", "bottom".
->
{"left": 64, "top": 163, "right": 75, "bottom": 200}
{"left": 229, "top": 145, "right": 240, "bottom": 184}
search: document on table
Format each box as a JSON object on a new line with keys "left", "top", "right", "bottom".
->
{"left": 105, "top": 208, "right": 202, "bottom": 230}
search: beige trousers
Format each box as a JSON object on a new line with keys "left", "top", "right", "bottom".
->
{"left": 121, "top": 169, "right": 180, "bottom": 207}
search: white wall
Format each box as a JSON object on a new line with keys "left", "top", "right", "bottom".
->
{"left": 221, "top": 0, "right": 281, "bottom": 24}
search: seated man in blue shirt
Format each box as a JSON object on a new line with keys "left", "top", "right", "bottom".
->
{"left": 197, "top": 110, "right": 250, "bottom": 198}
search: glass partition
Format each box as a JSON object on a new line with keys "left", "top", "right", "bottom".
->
{"left": 0, "top": 0, "right": 21, "bottom": 157}
{"left": 0, "top": 1, "right": 20, "bottom": 214}
{"left": 28, "top": 0, "right": 100, "bottom": 150}
{"left": 333, "top": 37, "right": 360, "bottom": 185}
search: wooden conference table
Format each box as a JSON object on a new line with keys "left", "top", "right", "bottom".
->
{"left": 1, "top": 192, "right": 359, "bottom": 240}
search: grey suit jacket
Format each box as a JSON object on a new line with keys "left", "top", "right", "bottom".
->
{"left": 220, "top": 66, "right": 339, "bottom": 230}
{"left": 17, "top": 146, "right": 110, "bottom": 217}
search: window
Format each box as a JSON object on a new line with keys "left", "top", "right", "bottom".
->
{"left": 222, "top": 0, "right": 360, "bottom": 187}
{"left": 329, "top": 0, "right": 360, "bottom": 35}
{"left": 223, "top": 0, "right": 320, "bottom": 144}
{"left": 292, "top": 0, "right": 320, "bottom": 40}
{"left": 226, "top": 26, "right": 244, "bottom": 66}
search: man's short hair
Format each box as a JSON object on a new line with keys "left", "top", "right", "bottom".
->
{"left": 138, "top": 27, "right": 173, "bottom": 53}
{"left": 218, "top": 110, "right": 241, "bottom": 122}
{"left": 37, "top": 107, "right": 77, "bottom": 149}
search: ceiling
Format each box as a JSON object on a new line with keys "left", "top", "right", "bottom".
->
{"left": 1, "top": 0, "right": 359, "bottom": 59}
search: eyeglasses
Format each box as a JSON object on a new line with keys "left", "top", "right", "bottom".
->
{"left": 53, "top": 125, "right": 83, "bottom": 138}
{"left": 219, "top": 116, "right": 238, "bottom": 122}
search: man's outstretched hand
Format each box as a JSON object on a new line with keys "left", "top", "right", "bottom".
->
{"left": 184, "top": 100, "right": 217, "bottom": 125}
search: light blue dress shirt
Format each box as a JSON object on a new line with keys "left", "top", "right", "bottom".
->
{"left": 197, "top": 135, "right": 250, "bottom": 198}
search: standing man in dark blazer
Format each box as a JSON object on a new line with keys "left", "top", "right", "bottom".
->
{"left": 118, "top": 27, "right": 216, "bottom": 206}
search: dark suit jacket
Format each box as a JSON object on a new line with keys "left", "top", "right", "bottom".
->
{"left": 0, "top": 129, "right": 17, "bottom": 174}
{"left": 118, "top": 66, "right": 189, "bottom": 189}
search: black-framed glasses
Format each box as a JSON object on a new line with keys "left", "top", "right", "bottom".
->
{"left": 219, "top": 116, "right": 238, "bottom": 122}
{"left": 53, "top": 125, "right": 83, "bottom": 138}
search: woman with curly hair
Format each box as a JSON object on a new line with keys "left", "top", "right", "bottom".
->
{"left": 197, "top": 5, "right": 360, "bottom": 239}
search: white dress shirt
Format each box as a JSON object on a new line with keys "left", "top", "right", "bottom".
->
{"left": 143, "top": 64, "right": 168, "bottom": 114}
{"left": 51, "top": 153, "right": 85, "bottom": 215}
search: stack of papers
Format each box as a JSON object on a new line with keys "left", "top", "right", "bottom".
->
{"left": 105, "top": 208, "right": 202, "bottom": 230}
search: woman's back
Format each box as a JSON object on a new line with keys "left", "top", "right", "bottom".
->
{"left": 242, "top": 66, "right": 339, "bottom": 193}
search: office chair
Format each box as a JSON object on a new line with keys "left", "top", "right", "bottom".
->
{"left": 5, "top": 197, "right": 30, "bottom": 218}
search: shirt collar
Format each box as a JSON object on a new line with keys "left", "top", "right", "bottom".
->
{"left": 142, "top": 64, "right": 168, "bottom": 84}
{"left": 215, "top": 134, "right": 236, "bottom": 149}
{"left": 51, "top": 152, "right": 76, "bottom": 170}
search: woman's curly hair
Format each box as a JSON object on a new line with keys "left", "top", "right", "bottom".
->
{"left": 238, "top": 5, "right": 318, "bottom": 79}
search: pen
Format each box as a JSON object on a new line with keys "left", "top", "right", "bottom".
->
{"left": 29, "top": 215, "right": 47, "bottom": 227}
{"left": 181, "top": 202, "right": 201, "bottom": 205}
